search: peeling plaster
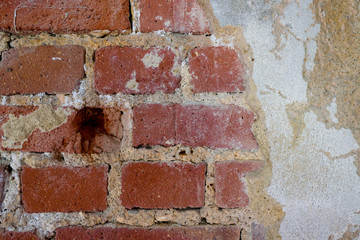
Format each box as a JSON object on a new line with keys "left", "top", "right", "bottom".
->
{"left": 2, "top": 105, "right": 71, "bottom": 149}
{"left": 211, "top": 0, "right": 360, "bottom": 238}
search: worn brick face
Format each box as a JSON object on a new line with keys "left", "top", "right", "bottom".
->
{"left": 21, "top": 166, "right": 108, "bottom": 213}
{"left": 0, "top": 230, "right": 40, "bottom": 240}
{"left": 133, "top": 104, "right": 176, "bottom": 147}
{"left": 95, "top": 47, "right": 180, "bottom": 94}
{"left": 139, "top": 0, "right": 210, "bottom": 34}
{"left": 0, "top": 0, "right": 130, "bottom": 34}
{"left": 0, "top": 106, "right": 79, "bottom": 152}
{"left": 121, "top": 162, "right": 206, "bottom": 209}
{"left": 0, "top": 106, "right": 122, "bottom": 154}
{"left": 189, "top": 46, "right": 245, "bottom": 93}
{"left": 0, "top": 46, "right": 85, "bottom": 95}
{"left": 133, "top": 104, "right": 258, "bottom": 149}
{"left": 56, "top": 226, "right": 240, "bottom": 240}
{"left": 176, "top": 105, "right": 257, "bottom": 149}
{"left": 215, "top": 161, "right": 264, "bottom": 208}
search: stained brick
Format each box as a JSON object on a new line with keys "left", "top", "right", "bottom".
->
{"left": 121, "top": 162, "right": 205, "bottom": 209}
{"left": 133, "top": 104, "right": 258, "bottom": 149}
{"left": 189, "top": 46, "right": 245, "bottom": 93}
{"left": 0, "top": 46, "right": 85, "bottom": 95}
{"left": 0, "top": 0, "right": 130, "bottom": 34}
{"left": 95, "top": 47, "right": 180, "bottom": 94}
{"left": 215, "top": 161, "right": 264, "bottom": 208}
{"left": 0, "top": 106, "right": 122, "bottom": 154}
{"left": 21, "top": 165, "right": 108, "bottom": 213}
{"left": 176, "top": 105, "right": 257, "bottom": 149}
{"left": 0, "top": 230, "right": 40, "bottom": 240}
{"left": 139, "top": 0, "right": 210, "bottom": 34}
{"left": 56, "top": 226, "right": 240, "bottom": 240}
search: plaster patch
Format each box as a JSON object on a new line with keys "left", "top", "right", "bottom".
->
{"left": 1, "top": 105, "right": 71, "bottom": 149}
{"left": 125, "top": 71, "right": 139, "bottom": 92}
{"left": 141, "top": 50, "right": 163, "bottom": 69}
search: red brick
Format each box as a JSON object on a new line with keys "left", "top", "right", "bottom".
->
{"left": 133, "top": 104, "right": 258, "bottom": 149}
{"left": 21, "top": 165, "right": 108, "bottom": 213}
{"left": 0, "top": 0, "right": 130, "bottom": 34}
{"left": 56, "top": 226, "right": 240, "bottom": 240}
{"left": 0, "top": 106, "right": 122, "bottom": 154}
{"left": 95, "top": 47, "right": 180, "bottom": 94}
{"left": 176, "top": 105, "right": 258, "bottom": 149}
{"left": 0, "top": 46, "right": 85, "bottom": 95}
{"left": 121, "top": 162, "right": 205, "bottom": 209}
{"left": 215, "top": 161, "right": 264, "bottom": 208}
{"left": 0, "top": 106, "right": 79, "bottom": 152}
{"left": 139, "top": 0, "right": 210, "bottom": 34}
{"left": 0, "top": 230, "right": 39, "bottom": 240}
{"left": 0, "top": 167, "right": 6, "bottom": 208}
{"left": 133, "top": 104, "right": 176, "bottom": 147}
{"left": 189, "top": 47, "right": 245, "bottom": 93}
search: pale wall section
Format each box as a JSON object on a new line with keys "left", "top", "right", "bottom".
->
{"left": 211, "top": 0, "right": 360, "bottom": 239}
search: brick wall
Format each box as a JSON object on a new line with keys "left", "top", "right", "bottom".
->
{"left": 0, "top": 0, "right": 266, "bottom": 239}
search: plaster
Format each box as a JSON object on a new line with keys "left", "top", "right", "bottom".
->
{"left": 211, "top": 0, "right": 360, "bottom": 238}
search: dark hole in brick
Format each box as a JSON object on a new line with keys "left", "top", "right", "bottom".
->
{"left": 73, "top": 107, "right": 122, "bottom": 154}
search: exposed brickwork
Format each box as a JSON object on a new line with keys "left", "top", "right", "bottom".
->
{"left": 21, "top": 166, "right": 108, "bottom": 213}
{"left": 0, "top": 0, "right": 267, "bottom": 237}
{"left": 0, "top": 106, "right": 122, "bottom": 154}
{"left": 0, "top": 0, "right": 130, "bottom": 34}
{"left": 0, "top": 230, "right": 40, "bottom": 240}
{"left": 189, "top": 46, "right": 245, "bottom": 93}
{"left": 133, "top": 104, "right": 258, "bottom": 149}
{"left": 95, "top": 47, "right": 180, "bottom": 94}
{"left": 55, "top": 226, "right": 240, "bottom": 240}
{"left": 121, "top": 162, "right": 206, "bottom": 209}
{"left": 215, "top": 161, "right": 264, "bottom": 208}
{"left": 0, "top": 46, "right": 85, "bottom": 95}
{"left": 138, "top": 0, "right": 210, "bottom": 34}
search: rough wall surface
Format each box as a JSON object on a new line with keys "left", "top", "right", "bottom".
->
{"left": 0, "top": 0, "right": 358, "bottom": 239}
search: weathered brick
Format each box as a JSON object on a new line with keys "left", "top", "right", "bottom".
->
{"left": 0, "top": 46, "right": 85, "bottom": 95}
{"left": 95, "top": 47, "right": 180, "bottom": 94}
{"left": 121, "top": 162, "right": 205, "bottom": 209}
{"left": 133, "top": 104, "right": 258, "bottom": 149}
{"left": 0, "top": 230, "right": 40, "bottom": 240}
{"left": 0, "top": 0, "right": 130, "bottom": 34}
{"left": 133, "top": 104, "right": 176, "bottom": 147}
{"left": 0, "top": 106, "right": 79, "bottom": 152}
{"left": 139, "top": 0, "right": 210, "bottom": 34}
{"left": 21, "top": 165, "right": 108, "bottom": 213}
{"left": 176, "top": 105, "right": 257, "bottom": 149}
{"left": 215, "top": 161, "right": 264, "bottom": 208}
{"left": 0, "top": 106, "right": 122, "bottom": 154}
{"left": 189, "top": 46, "right": 245, "bottom": 93}
{"left": 0, "top": 167, "right": 6, "bottom": 208}
{"left": 56, "top": 226, "right": 240, "bottom": 240}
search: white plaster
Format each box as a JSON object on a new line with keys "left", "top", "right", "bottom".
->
{"left": 142, "top": 50, "right": 163, "bottom": 69}
{"left": 211, "top": 0, "right": 360, "bottom": 238}
{"left": 51, "top": 57, "right": 62, "bottom": 61}
{"left": 327, "top": 97, "right": 339, "bottom": 124}
{"left": 125, "top": 71, "right": 139, "bottom": 92}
